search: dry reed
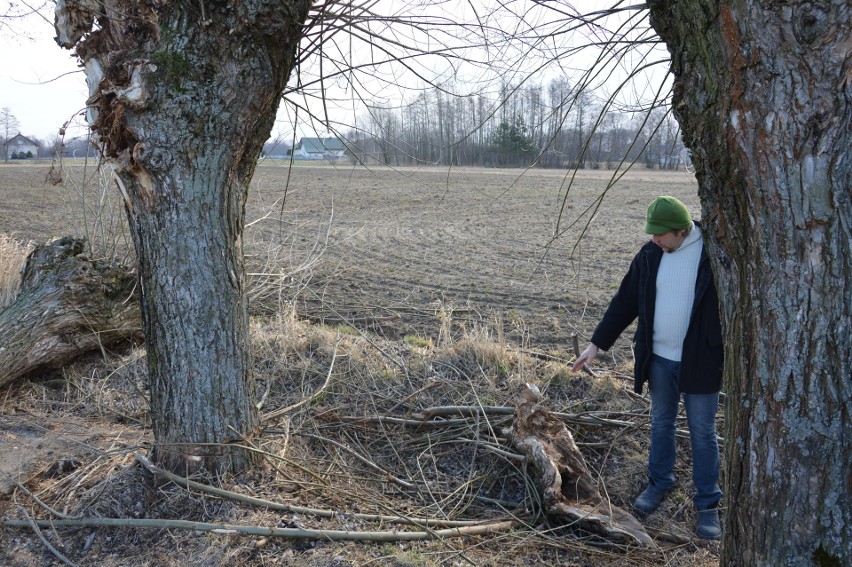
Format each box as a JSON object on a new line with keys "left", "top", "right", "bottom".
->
{"left": 0, "top": 233, "right": 33, "bottom": 309}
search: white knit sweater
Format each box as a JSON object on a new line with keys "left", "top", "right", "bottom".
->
{"left": 653, "top": 223, "right": 703, "bottom": 362}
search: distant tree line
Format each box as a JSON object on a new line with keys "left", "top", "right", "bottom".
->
{"left": 344, "top": 79, "right": 688, "bottom": 170}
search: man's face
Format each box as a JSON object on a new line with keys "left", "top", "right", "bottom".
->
{"left": 651, "top": 229, "right": 687, "bottom": 253}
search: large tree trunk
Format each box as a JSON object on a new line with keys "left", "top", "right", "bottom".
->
{"left": 55, "top": 1, "right": 312, "bottom": 473}
{"left": 648, "top": 1, "right": 850, "bottom": 565}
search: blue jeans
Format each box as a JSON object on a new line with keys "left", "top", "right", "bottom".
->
{"left": 647, "top": 354, "right": 722, "bottom": 510}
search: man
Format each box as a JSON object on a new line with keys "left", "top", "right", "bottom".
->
{"left": 572, "top": 196, "right": 723, "bottom": 540}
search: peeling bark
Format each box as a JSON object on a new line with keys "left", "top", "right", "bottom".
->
{"left": 508, "top": 386, "right": 653, "bottom": 547}
{"left": 0, "top": 237, "right": 140, "bottom": 386}
{"left": 648, "top": 1, "right": 851, "bottom": 564}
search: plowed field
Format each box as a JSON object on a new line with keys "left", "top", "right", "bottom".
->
{"left": 246, "top": 163, "right": 700, "bottom": 358}
{"left": 1, "top": 161, "right": 700, "bottom": 359}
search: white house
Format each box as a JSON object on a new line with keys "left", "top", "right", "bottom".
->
{"left": 5, "top": 134, "right": 39, "bottom": 159}
{"left": 294, "top": 137, "right": 346, "bottom": 161}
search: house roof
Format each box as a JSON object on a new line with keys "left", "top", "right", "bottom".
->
{"left": 299, "top": 137, "right": 345, "bottom": 153}
{"left": 7, "top": 134, "right": 38, "bottom": 146}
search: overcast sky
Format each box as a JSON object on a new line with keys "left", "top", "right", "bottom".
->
{"left": 1, "top": 16, "right": 86, "bottom": 142}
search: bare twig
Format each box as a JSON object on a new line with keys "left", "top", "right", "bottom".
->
{"left": 571, "top": 333, "right": 596, "bottom": 377}
{"left": 411, "top": 405, "right": 515, "bottom": 421}
{"left": 308, "top": 414, "right": 503, "bottom": 429}
{"left": 297, "top": 432, "right": 417, "bottom": 490}
{"left": 136, "top": 453, "right": 486, "bottom": 528}
{"left": 4, "top": 472, "right": 71, "bottom": 519}
{"left": 16, "top": 506, "right": 77, "bottom": 567}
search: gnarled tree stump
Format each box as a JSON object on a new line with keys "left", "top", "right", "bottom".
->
{"left": 509, "top": 385, "right": 653, "bottom": 547}
{"left": 0, "top": 237, "right": 140, "bottom": 386}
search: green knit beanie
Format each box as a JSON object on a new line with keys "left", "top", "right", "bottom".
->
{"left": 645, "top": 196, "right": 692, "bottom": 234}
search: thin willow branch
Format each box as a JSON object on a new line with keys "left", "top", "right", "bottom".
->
{"left": 298, "top": 432, "right": 417, "bottom": 490}
{"left": 411, "top": 406, "right": 515, "bottom": 420}
{"left": 308, "top": 414, "right": 511, "bottom": 429}
{"left": 2, "top": 517, "right": 520, "bottom": 542}
{"left": 4, "top": 472, "right": 71, "bottom": 519}
{"left": 17, "top": 506, "right": 77, "bottom": 567}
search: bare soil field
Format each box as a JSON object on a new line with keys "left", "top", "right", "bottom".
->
{"left": 248, "top": 162, "right": 700, "bottom": 357}
{"left": 0, "top": 161, "right": 719, "bottom": 567}
{"left": 0, "top": 160, "right": 700, "bottom": 357}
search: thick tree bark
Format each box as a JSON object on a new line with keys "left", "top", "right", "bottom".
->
{"left": 0, "top": 237, "right": 139, "bottom": 386}
{"left": 648, "top": 1, "right": 850, "bottom": 565}
{"left": 55, "top": 1, "right": 312, "bottom": 473}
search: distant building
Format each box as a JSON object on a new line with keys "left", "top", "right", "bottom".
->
{"left": 5, "top": 134, "right": 39, "bottom": 159}
{"left": 294, "top": 137, "right": 346, "bottom": 161}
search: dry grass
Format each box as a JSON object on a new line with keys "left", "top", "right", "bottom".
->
{"left": 1, "top": 310, "right": 720, "bottom": 566}
{"left": 0, "top": 162, "right": 718, "bottom": 566}
{"left": 0, "top": 233, "right": 33, "bottom": 309}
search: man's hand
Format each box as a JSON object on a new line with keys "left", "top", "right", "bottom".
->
{"left": 572, "top": 344, "right": 599, "bottom": 373}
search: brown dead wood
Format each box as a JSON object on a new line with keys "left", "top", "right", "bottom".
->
{"left": 508, "top": 384, "right": 654, "bottom": 547}
{"left": 0, "top": 237, "right": 140, "bottom": 386}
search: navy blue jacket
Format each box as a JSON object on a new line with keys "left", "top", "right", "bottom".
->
{"left": 590, "top": 228, "right": 723, "bottom": 394}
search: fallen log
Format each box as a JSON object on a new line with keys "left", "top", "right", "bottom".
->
{"left": 508, "top": 384, "right": 654, "bottom": 547}
{"left": 0, "top": 237, "right": 140, "bottom": 386}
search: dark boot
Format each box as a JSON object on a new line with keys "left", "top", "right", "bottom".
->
{"left": 696, "top": 508, "right": 722, "bottom": 540}
{"left": 633, "top": 485, "right": 668, "bottom": 516}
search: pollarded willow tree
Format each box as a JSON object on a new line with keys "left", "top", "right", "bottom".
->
{"left": 54, "top": 0, "right": 313, "bottom": 473}
{"left": 644, "top": 1, "right": 850, "bottom": 565}
{"left": 52, "top": 0, "right": 494, "bottom": 475}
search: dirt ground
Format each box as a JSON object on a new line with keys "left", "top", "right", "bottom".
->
{"left": 0, "top": 161, "right": 718, "bottom": 566}
{"left": 244, "top": 162, "right": 700, "bottom": 354}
